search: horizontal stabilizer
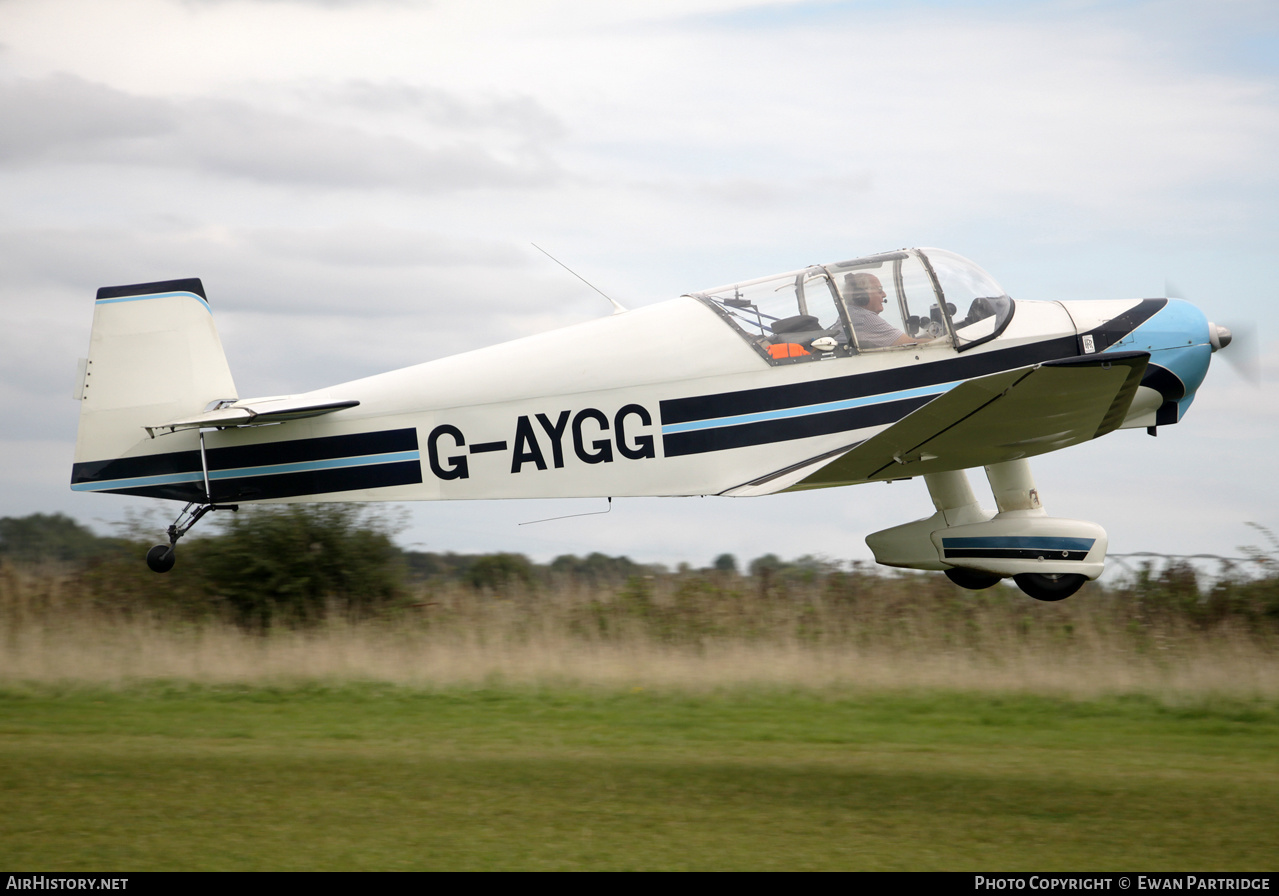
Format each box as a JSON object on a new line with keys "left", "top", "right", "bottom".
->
{"left": 146, "top": 398, "right": 360, "bottom": 438}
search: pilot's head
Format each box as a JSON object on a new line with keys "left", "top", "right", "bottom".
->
{"left": 846, "top": 272, "right": 887, "bottom": 314}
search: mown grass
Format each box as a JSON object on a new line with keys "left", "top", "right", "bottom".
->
{"left": 1, "top": 683, "right": 1276, "bottom": 870}
{"left": 2, "top": 549, "right": 1277, "bottom": 870}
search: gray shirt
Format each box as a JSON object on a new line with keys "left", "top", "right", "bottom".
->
{"left": 848, "top": 305, "right": 906, "bottom": 348}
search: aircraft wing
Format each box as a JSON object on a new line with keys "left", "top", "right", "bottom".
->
{"left": 727, "top": 351, "right": 1149, "bottom": 495}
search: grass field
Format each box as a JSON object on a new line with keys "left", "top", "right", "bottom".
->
{"left": 3, "top": 552, "right": 1277, "bottom": 870}
{"left": 2, "top": 683, "right": 1277, "bottom": 870}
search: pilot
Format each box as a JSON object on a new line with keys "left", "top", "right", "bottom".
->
{"left": 844, "top": 272, "right": 916, "bottom": 348}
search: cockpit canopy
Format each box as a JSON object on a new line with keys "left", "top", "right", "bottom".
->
{"left": 690, "top": 248, "right": 1013, "bottom": 363}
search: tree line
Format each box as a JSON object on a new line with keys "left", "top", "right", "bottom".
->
{"left": 2, "top": 508, "right": 1277, "bottom": 635}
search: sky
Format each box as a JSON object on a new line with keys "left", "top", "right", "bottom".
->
{"left": 1, "top": 0, "right": 1276, "bottom": 570}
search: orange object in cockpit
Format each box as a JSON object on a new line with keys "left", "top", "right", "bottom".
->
{"left": 767, "top": 343, "right": 810, "bottom": 359}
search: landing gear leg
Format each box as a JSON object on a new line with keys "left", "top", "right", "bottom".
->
{"left": 926, "top": 470, "right": 1006, "bottom": 590}
{"left": 983, "top": 458, "right": 1042, "bottom": 515}
{"left": 146, "top": 501, "right": 238, "bottom": 573}
{"left": 984, "top": 460, "right": 1090, "bottom": 601}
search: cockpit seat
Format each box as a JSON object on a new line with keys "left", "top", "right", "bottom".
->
{"left": 770, "top": 314, "right": 821, "bottom": 334}
{"left": 767, "top": 314, "right": 844, "bottom": 352}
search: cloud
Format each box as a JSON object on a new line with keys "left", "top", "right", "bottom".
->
{"left": 312, "top": 80, "right": 565, "bottom": 141}
{"left": 0, "top": 223, "right": 519, "bottom": 286}
{"left": 503, "top": 7, "right": 1279, "bottom": 238}
{"left": 0, "top": 222, "right": 605, "bottom": 404}
{"left": 0, "top": 72, "right": 563, "bottom": 191}
{"left": 0, "top": 73, "right": 172, "bottom": 161}
{"left": 176, "top": 97, "right": 560, "bottom": 190}
{"left": 180, "top": 0, "right": 418, "bottom": 8}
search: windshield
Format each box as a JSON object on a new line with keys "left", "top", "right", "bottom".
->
{"left": 918, "top": 248, "right": 1013, "bottom": 349}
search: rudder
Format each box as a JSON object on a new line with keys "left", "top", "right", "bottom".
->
{"left": 72, "top": 278, "right": 237, "bottom": 495}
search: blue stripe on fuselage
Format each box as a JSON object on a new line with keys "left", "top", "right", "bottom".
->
{"left": 660, "top": 380, "right": 963, "bottom": 435}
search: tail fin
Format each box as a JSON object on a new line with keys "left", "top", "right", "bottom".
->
{"left": 72, "top": 279, "right": 237, "bottom": 498}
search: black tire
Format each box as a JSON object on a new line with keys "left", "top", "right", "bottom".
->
{"left": 1013, "top": 572, "right": 1086, "bottom": 601}
{"left": 146, "top": 544, "right": 176, "bottom": 574}
{"left": 944, "top": 567, "right": 1003, "bottom": 590}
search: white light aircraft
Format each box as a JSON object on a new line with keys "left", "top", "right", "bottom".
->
{"left": 71, "top": 248, "right": 1232, "bottom": 600}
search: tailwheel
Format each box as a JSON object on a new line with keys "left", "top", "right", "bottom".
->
{"left": 1013, "top": 572, "right": 1087, "bottom": 602}
{"left": 146, "top": 544, "right": 176, "bottom": 573}
{"left": 145, "top": 501, "right": 238, "bottom": 573}
{"left": 944, "top": 567, "right": 1003, "bottom": 590}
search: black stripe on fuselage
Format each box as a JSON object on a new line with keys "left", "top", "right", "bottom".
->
{"left": 1086, "top": 299, "right": 1168, "bottom": 353}
{"left": 104, "top": 461, "right": 423, "bottom": 503}
{"left": 663, "top": 396, "right": 934, "bottom": 458}
{"left": 657, "top": 299, "right": 1166, "bottom": 457}
{"left": 72, "top": 428, "right": 421, "bottom": 502}
{"left": 943, "top": 548, "right": 1091, "bottom": 562}
{"left": 210, "top": 429, "right": 419, "bottom": 471}
{"left": 72, "top": 429, "right": 419, "bottom": 484}
{"left": 72, "top": 447, "right": 204, "bottom": 485}
{"left": 660, "top": 336, "right": 1078, "bottom": 428}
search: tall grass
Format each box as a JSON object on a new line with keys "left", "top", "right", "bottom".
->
{"left": 2, "top": 557, "right": 1275, "bottom": 698}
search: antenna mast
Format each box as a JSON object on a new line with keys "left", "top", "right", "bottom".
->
{"left": 532, "top": 244, "right": 627, "bottom": 314}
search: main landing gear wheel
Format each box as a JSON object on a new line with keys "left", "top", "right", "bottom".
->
{"left": 944, "top": 567, "right": 1003, "bottom": 590}
{"left": 146, "top": 544, "right": 176, "bottom": 573}
{"left": 1013, "top": 572, "right": 1087, "bottom": 602}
